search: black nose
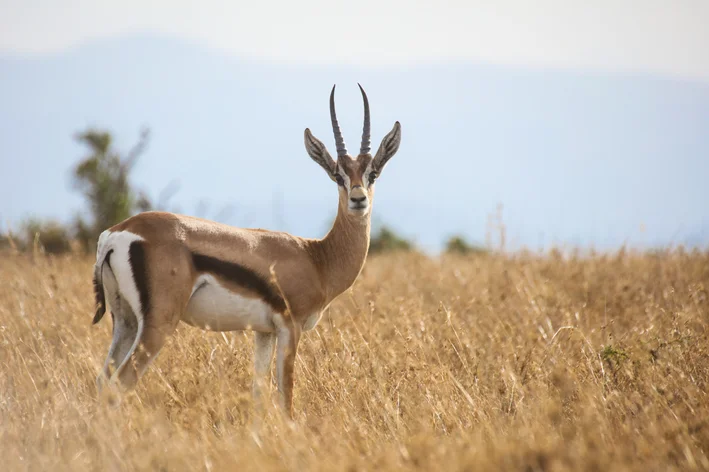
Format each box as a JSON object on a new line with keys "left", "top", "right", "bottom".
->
{"left": 350, "top": 195, "right": 366, "bottom": 204}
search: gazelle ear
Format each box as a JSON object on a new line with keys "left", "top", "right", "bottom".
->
{"left": 372, "top": 122, "right": 401, "bottom": 174}
{"left": 304, "top": 128, "right": 337, "bottom": 181}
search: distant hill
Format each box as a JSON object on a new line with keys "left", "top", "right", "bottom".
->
{"left": 1, "top": 34, "right": 708, "bottom": 251}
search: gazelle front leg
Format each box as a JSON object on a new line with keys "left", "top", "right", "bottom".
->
{"left": 252, "top": 331, "right": 276, "bottom": 410}
{"left": 275, "top": 316, "right": 301, "bottom": 419}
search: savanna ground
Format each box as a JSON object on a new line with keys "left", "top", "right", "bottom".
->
{"left": 1, "top": 249, "right": 708, "bottom": 471}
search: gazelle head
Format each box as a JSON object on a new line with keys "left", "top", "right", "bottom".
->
{"left": 305, "top": 84, "right": 402, "bottom": 217}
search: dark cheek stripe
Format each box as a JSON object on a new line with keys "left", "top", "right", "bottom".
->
{"left": 191, "top": 253, "right": 287, "bottom": 313}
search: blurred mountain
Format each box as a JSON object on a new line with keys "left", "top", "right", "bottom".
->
{"left": 1, "top": 34, "right": 708, "bottom": 251}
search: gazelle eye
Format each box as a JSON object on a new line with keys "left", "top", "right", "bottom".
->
{"left": 335, "top": 174, "right": 345, "bottom": 186}
{"left": 368, "top": 172, "right": 378, "bottom": 184}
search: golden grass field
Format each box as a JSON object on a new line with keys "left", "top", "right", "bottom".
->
{"left": 1, "top": 249, "right": 708, "bottom": 471}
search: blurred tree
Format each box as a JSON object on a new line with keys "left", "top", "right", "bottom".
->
{"left": 20, "top": 218, "right": 72, "bottom": 255}
{"left": 444, "top": 235, "right": 488, "bottom": 256}
{"left": 369, "top": 226, "right": 413, "bottom": 254}
{"left": 72, "top": 127, "right": 152, "bottom": 252}
{"left": 0, "top": 232, "right": 13, "bottom": 251}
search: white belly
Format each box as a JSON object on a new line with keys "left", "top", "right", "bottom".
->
{"left": 183, "top": 275, "right": 275, "bottom": 332}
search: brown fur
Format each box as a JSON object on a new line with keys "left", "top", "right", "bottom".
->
{"left": 337, "top": 153, "right": 372, "bottom": 189}
{"left": 104, "top": 162, "right": 372, "bottom": 416}
{"left": 97, "top": 93, "right": 401, "bottom": 418}
{"left": 109, "top": 194, "right": 370, "bottom": 324}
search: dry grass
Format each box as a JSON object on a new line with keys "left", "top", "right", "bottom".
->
{"left": 1, "top": 248, "right": 708, "bottom": 471}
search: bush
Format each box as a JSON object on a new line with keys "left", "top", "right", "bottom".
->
{"left": 369, "top": 226, "right": 413, "bottom": 254}
{"left": 0, "top": 232, "right": 14, "bottom": 251}
{"left": 444, "top": 235, "right": 488, "bottom": 255}
{"left": 20, "top": 219, "right": 72, "bottom": 255}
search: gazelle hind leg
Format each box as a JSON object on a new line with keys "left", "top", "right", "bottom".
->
{"left": 114, "top": 320, "right": 177, "bottom": 390}
{"left": 114, "top": 277, "right": 189, "bottom": 390}
{"left": 97, "top": 306, "right": 139, "bottom": 390}
{"left": 111, "top": 240, "right": 191, "bottom": 391}
{"left": 97, "top": 265, "right": 139, "bottom": 392}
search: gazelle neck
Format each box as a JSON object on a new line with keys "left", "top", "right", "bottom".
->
{"left": 312, "top": 196, "right": 371, "bottom": 304}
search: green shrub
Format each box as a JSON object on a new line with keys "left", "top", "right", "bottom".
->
{"left": 21, "top": 219, "right": 72, "bottom": 255}
{"left": 445, "top": 235, "right": 488, "bottom": 255}
{"left": 369, "top": 226, "right": 413, "bottom": 254}
{"left": 0, "top": 232, "right": 14, "bottom": 251}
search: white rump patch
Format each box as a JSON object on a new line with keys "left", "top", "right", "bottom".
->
{"left": 183, "top": 274, "right": 276, "bottom": 332}
{"left": 96, "top": 230, "right": 145, "bottom": 320}
{"left": 94, "top": 230, "right": 146, "bottom": 382}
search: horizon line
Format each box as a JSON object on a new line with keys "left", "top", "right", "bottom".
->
{"left": 2, "top": 31, "right": 709, "bottom": 86}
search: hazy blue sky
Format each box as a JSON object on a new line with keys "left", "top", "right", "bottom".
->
{"left": 2, "top": 1, "right": 709, "bottom": 80}
{"left": 1, "top": 2, "right": 708, "bottom": 251}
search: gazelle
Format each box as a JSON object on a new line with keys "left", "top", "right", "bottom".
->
{"left": 92, "top": 84, "right": 401, "bottom": 417}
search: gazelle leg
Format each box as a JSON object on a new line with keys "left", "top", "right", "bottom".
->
{"left": 275, "top": 320, "right": 301, "bottom": 420}
{"left": 252, "top": 331, "right": 276, "bottom": 435}
{"left": 253, "top": 331, "right": 276, "bottom": 408}
{"left": 98, "top": 306, "right": 138, "bottom": 391}
{"left": 97, "top": 265, "right": 139, "bottom": 392}
{"left": 115, "top": 316, "right": 179, "bottom": 390}
{"left": 113, "top": 243, "right": 192, "bottom": 391}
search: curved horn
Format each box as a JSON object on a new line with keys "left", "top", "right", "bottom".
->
{"left": 330, "top": 85, "right": 348, "bottom": 158}
{"left": 358, "top": 83, "right": 371, "bottom": 155}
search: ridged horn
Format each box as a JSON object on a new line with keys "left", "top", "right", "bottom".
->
{"left": 358, "top": 83, "right": 371, "bottom": 155}
{"left": 330, "top": 85, "right": 348, "bottom": 158}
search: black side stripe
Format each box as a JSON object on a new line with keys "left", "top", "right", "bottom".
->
{"left": 191, "top": 253, "right": 286, "bottom": 313}
{"left": 129, "top": 241, "right": 151, "bottom": 317}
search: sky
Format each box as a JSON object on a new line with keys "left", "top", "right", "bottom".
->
{"left": 2, "top": 1, "right": 709, "bottom": 80}
{"left": 1, "top": 1, "right": 708, "bottom": 252}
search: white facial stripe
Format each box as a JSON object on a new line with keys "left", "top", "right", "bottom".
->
{"left": 338, "top": 164, "right": 352, "bottom": 191}
{"left": 363, "top": 161, "right": 374, "bottom": 189}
